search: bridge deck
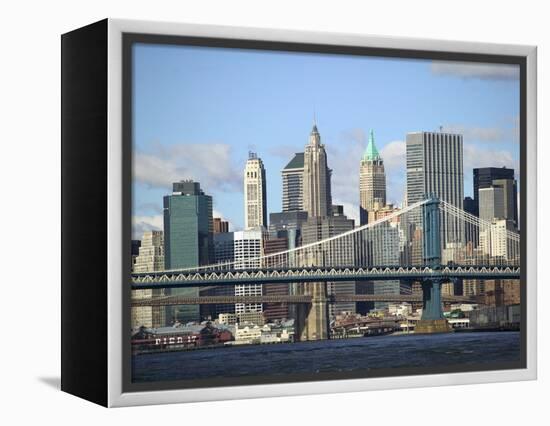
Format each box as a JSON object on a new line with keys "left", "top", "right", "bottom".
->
{"left": 131, "top": 265, "right": 520, "bottom": 289}
{"left": 131, "top": 294, "right": 479, "bottom": 307}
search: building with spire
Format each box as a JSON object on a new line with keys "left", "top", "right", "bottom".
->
{"left": 244, "top": 151, "right": 267, "bottom": 229}
{"left": 359, "top": 129, "right": 387, "bottom": 225}
{"left": 302, "top": 123, "right": 332, "bottom": 218}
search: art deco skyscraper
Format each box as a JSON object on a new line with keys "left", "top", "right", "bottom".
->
{"left": 303, "top": 124, "right": 332, "bottom": 218}
{"left": 359, "top": 129, "right": 387, "bottom": 225}
{"left": 244, "top": 152, "right": 267, "bottom": 229}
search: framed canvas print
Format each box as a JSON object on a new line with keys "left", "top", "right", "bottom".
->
{"left": 61, "top": 19, "right": 537, "bottom": 407}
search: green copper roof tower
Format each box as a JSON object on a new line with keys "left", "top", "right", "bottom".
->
{"left": 359, "top": 128, "right": 386, "bottom": 225}
{"left": 363, "top": 129, "right": 380, "bottom": 161}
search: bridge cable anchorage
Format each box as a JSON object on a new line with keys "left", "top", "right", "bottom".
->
{"left": 131, "top": 197, "right": 520, "bottom": 287}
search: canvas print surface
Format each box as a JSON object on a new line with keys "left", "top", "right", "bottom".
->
{"left": 128, "top": 40, "right": 522, "bottom": 387}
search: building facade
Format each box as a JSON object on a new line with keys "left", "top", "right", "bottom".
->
{"left": 132, "top": 230, "right": 167, "bottom": 328}
{"left": 163, "top": 180, "right": 213, "bottom": 323}
{"left": 473, "top": 167, "right": 517, "bottom": 225}
{"left": 282, "top": 152, "right": 305, "bottom": 212}
{"left": 244, "top": 152, "right": 267, "bottom": 229}
{"left": 302, "top": 124, "right": 332, "bottom": 218}
{"left": 479, "top": 186, "right": 505, "bottom": 222}
{"left": 406, "top": 131, "right": 464, "bottom": 209}
{"left": 301, "top": 210, "right": 356, "bottom": 317}
{"left": 262, "top": 236, "right": 290, "bottom": 321}
{"left": 359, "top": 130, "right": 387, "bottom": 225}
{"left": 234, "top": 227, "right": 265, "bottom": 315}
{"left": 213, "top": 217, "right": 229, "bottom": 234}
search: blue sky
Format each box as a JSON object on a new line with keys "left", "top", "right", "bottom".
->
{"left": 132, "top": 43, "right": 520, "bottom": 238}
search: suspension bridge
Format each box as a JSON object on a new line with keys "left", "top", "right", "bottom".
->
{"left": 131, "top": 197, "right": 520, "bottom": 340}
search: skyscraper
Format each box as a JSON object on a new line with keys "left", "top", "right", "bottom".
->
{"left": 234, "top": 227, "right": 264, "bottom": 316}
{"left": 492, "top": 177, "right": 518, "bottom": 227}
{"left": 479, "top": 185, "right": 505, "bottom": 222}
{"left": 132, "top": 230, "right": 167, "bottom": 328}
{"left": 301, "top": 209, "right": 356, "bottom": 317}
{"left": 303, "top": 124, "right": 332, "bottom": 218}
{"left": 473, "top": 167, "right": 516, "bottom": 220}
{"left": 202, "top": 231, "right": 236, "bottom": 319}
{"left": 359, "top": 129, "right": 386, "bottom": 225}
{"left": 406, "top": 131, "right": 464, "bottom": 208}
{"left": 163, "top": 180, "right": 213, "bottom": 323}
{"left": 282, "top": 153, "right": 305, "bottom": 212}
{"left": 244, "top": 152, "right": 267, "bottom": 229}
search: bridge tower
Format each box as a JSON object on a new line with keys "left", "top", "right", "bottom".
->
{"left": 415, "top": 196, "right": 452, "bottom": 334}
{"left": 295, "top": 282, "right": 329, "bottom": 341}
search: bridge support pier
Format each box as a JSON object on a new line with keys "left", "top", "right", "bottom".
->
{"left": 295, "top": 282, "right": 329, "bottom": 341}
{"left": 415, "top": 279, "right": 451, "bottom": 334}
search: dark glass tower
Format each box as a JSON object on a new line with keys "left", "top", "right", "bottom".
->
{"left": 163, "top": 180, "right": 213, "bottom": 323}
{"left": 473, "top": 167, "right": 517, "bottom": 225}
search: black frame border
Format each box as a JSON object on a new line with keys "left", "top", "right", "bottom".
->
{"left": 121, "top": 32, "right": 528, "bottom": 394}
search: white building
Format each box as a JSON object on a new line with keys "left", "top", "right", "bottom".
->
{"left": 479, "top": 185, "right": 505, "bottom": 222}
{"left": 234, "top": 324, "right": 262, "bottom": 344}
{"left": 479, "top": 219, "right": 515, "bottom": 259}
{"left": 218, "top": 313, "right": 237, "bottom": 325}
{"left": 234, "top": 227, "right": 265, "bottom": 315}
{"left": 388, "top": 302, "right": 412, "bottom": 317}
{"left": 244, "top": 152, "right": 267, "bottom": 229}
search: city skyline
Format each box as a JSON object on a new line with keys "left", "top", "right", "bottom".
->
{"left": 132, "top": 43, "right": 520, "bottom": 238}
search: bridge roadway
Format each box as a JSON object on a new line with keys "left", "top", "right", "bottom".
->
{"left": 131, "top": 265, "right": 520, "bottom": 290}
{"left": 131, "top": 293, "right": 479, "bottom": 307}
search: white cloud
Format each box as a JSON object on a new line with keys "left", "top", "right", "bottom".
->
{"left": 380, "top": 141, "right": 406, "bottom": 205}
{"left": 442, "top": 125, "right": 505, "bottom": 143}
{"left": 431, "top": 61, "right": 519, "bottom": 80}
{"left": 132, "top": 215, "right": 163, "bottom": 240}
{"left": 463, "top": 143, "right": 517, "bottom": 172}
{"left": 212, "top": 209, "right": 241, "bottom": 232}
{"left": 134, "top": 143, "right": 242, "bottom": 193}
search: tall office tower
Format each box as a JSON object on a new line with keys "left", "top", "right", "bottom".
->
{"left": 164, "top": 180, "right": 213, "bottom": 323}
{"left": 234, "top": 227, "right": 264, "bottom": 316}
{"left": 282, "top": 153, "right": 305, "bottom": 212}
{"left": 406, "top": 131, "right": 464, "bottom": 257}
{"left": 479, "top": 186, "right": 505, "bottom": 222}
{"left": 473, "top": 167, "right": 517, "bottom": 223}
{"left": 303, "top": 124, "right": 332, "bottom": 218}
{"left": 359, "top": 130, "right": 387, "bottom": 225}
{"left": 213, "top": 217, "right": 229, "bottom": 234}
{"left": 492, "top": 178, "right": 518, "bottom": 227}
{"left": 132, "top": 230, "right": 166, "bottom": 328}
{"left": 202, "top": 232, "right": 236, "bottom": 319}
{"left": 301, "top": 210, "right": 356, "bottom": 317}
{"left": 406, "top": 131, "right": 464, "bottom": 209}
{"left": 244, "top": 152, "right": 267, "bottom": 229}
{"left": 262, "top": 236, "right": 290, "bottom": 321}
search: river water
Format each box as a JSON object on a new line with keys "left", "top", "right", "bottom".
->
{"left": 132, "top": 331, "right": 520, "bottom": 383}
